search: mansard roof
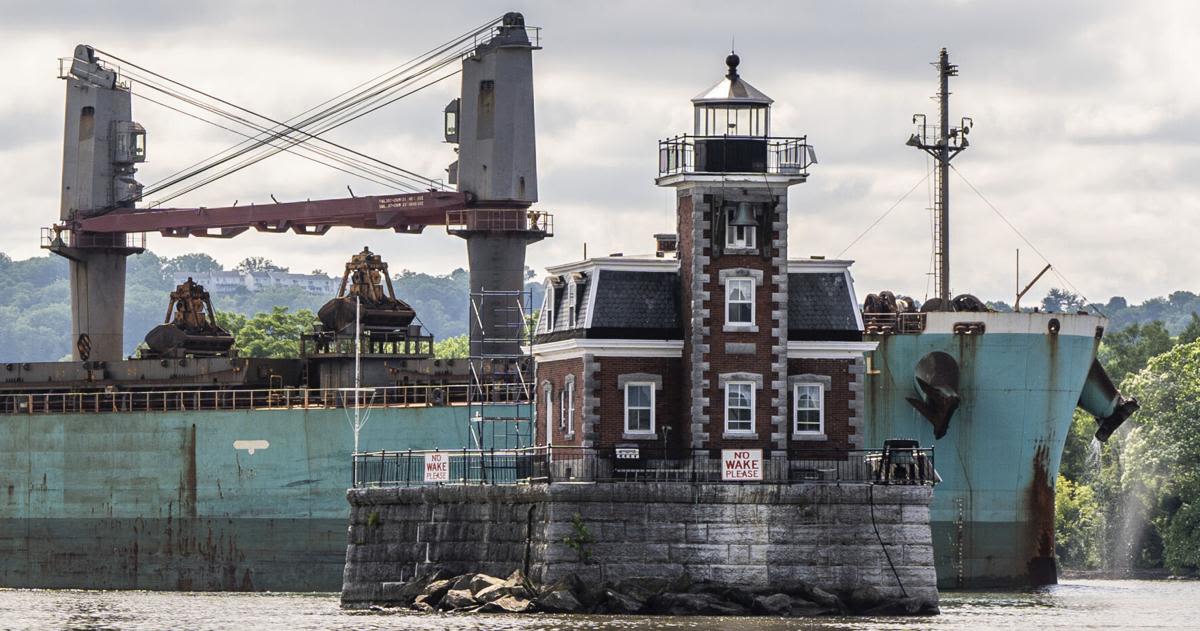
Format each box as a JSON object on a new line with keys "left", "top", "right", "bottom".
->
{"left": 533, "top": 257, "right": 862, "bottom": 345}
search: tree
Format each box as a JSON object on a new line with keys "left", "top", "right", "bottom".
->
{"left": 1098, "top": 321, "right": 1175, "bottom": 386}
{"left": 163, "top": 253, "right": 223, "bottom": 277}
{"left": 1041, "top": 287, "right": 1086, "bottom": 314}
{"left": 1055, "top": 474, "right": 1102, "bottom": 569}
{"left": 214, "top": 311, "right": 248, "bottom": 339}
{"left": 227, "top": 307, "right": 314, "bottom": 358}
{"left": 434, "top": 334, "right": 469, "bottom": 359}
{"left": 1120, "top": 341, "right": 1200, "bottom": 573}
{"left": 1179, "top": 313, "right": 1200, "bottom": 346}
{"left": 235, "top": 257, "right": 288, "bottom": 274}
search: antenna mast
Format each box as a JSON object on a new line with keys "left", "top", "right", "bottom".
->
{"left": 906, "top": 48, "right": 972, "bottom": 305}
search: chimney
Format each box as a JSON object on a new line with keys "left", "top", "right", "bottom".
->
{"left": 654, "top": 233, "right": 679, "bottom": 258}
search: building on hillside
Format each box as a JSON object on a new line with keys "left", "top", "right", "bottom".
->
{"left": 531, "top": 54, "right": 876, "bottom": 455}
{"left": 172, "top": 270, "right": 340, "bottom": 295}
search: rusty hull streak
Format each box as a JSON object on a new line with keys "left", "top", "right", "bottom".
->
{"left": 1027, "top": 443, "right": 1057, "bottom": 585}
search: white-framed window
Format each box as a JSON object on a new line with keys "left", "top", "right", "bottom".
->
{"left": 725, "top": 208, "right": 756, "bottom": 249}
{"left": 726, "top": 278, "right": 754, "bottom": 325}
{"left": 565, "top": 382, "right": 574, "bottom": 435}
{"left": 559, "top": 388, "right": 567, "bottom": 430}
{"left": 624, "top": 383, "right": 655, "bottom": 434}
{"left": 543, "top": 383, "right": 553, "bottom": 438}
{"left": 567, "top": 282, "right": 577, "bottom": 328}
{"left": 794, "top": 383, "right": 824, "bottom": 434}
{"left": 725, "top": 382, "right": 755, "bottom": 433}
{"left": 540, "top": 285, "right": 555, "bottom": 333}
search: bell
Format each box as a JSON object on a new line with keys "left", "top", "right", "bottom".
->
{"left": 729, "top": 202, "right": 757, "bottom": 227}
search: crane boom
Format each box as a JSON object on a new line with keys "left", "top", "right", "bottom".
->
{"left": 66, "top": 191, "right": 476, "bottom": 238}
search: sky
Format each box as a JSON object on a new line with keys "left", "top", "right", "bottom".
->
{"left": 1, "top": 0, "right": 1196, "bottom": 305}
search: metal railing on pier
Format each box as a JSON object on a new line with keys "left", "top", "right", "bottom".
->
{"left": 351, "top": 445, "right": 936, "bottom": 488}
{"left": 0, "top": 382, "right": 530, "bottom": 416}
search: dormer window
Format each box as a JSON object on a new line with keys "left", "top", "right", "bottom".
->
{"left": 566, "top": 282, "right": 577, "bottom": 328}
{"left": 540, "top": 282, "right": 555, "bottom": 333}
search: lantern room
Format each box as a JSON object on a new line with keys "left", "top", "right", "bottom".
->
{"left": 659, "top": 53, "right": 813, "bottom": 181}
{"left": 692, "top": 53, "right": 772, "bottom": 138}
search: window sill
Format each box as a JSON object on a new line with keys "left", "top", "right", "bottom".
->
{"left": 791, "top": 432, "right": 827, "bottom": 441}
{"left": 622, "top": 432, "right": 657, "bottom": 441}
{"left": 722, "top": 431, "right": 759, "bottom": 440}
{"left": 723, "top": 323, "right": 759, "bottom": 333}
{"left": 724, "top": 247, "right": 759, "bottom": 255}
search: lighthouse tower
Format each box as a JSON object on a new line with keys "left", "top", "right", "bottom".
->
{"left": 656, "top": 54, "right": 815, "bottom": 450}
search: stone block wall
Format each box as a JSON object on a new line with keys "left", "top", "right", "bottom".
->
{"left": 342, "top": 482, "right": 937, "bottom": 606}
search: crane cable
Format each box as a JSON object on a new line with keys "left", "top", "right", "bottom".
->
{"left": 146, "top": 64, "right": 463, "bottom": 205}
{"left": 97, "top": 17, "right": 496, "bottom": 193}
{"left": 89, "top": 15, "right": 503, "bottom": 203}
{"left": 129, "top": 91, "right": 419, "bottom": 193}
{"left": 102, "top": 42, "right": 466, "bottom": 197}
{"left": 122, "top": 62, "right": 463, "bottom": 199}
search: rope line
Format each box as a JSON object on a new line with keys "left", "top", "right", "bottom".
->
{"left": 836, "top": 168, "right": 934, "bottom": 258}
{"left": 949, "top": 165, "right": 1095, "bottom": 311}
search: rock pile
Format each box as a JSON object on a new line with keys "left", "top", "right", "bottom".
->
{"left": 357, "top": 568, "right": 939, "bottom": 617}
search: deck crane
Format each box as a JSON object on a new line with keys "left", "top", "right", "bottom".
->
{"left": 47, "top": 12, "right": 549, "bottom": 361}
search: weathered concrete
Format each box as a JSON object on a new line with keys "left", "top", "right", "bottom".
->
{"left": 342, "top": 482, "right": 937, "bottom": 606}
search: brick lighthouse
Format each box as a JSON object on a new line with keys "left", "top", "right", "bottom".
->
{"left": 658, "top": 52, "right": 813, "bottom": 450}
{"left": 532, "top": 54, "right": 871, "bottom": 461}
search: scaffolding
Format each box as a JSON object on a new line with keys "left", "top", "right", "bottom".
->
{"left": 465, "top": 288, "right": 535, "bottom": 452}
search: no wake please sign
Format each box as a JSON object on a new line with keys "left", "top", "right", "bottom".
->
{"left": 721, "top": 449, "right": 763, "bottom": 481}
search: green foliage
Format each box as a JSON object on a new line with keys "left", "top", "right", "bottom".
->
{"left": 1042, "top": 288, "right": 1087, "bottom": 314}
{"left": 234, "top": 256, "right": 287, "bottom": 274}
{"left": 1117, "top": 341, "right": 1200, "bottom": 573}
{"left": 1055, "top": 474, "right": 1102, "bottom": 569}
{"left": 1058, "top": 409, "right": 1099, "bottom": 484}
{"left": 162, "top": 253, "right": 223, "bottom": 277}
{"left": 561, "top": 512, "right": 595, "bottom": 563}
{"left": 1164, "top": 501, "right": 1200, "bottom": 573}
{"left": 1179, "top": 313, "right": 1200, "bottom": 346}
{"left": 214, "top": 311, "right": 248, "bottom": 339}
{"left": 228, "top": 306, "right": 315, "bottom": 358}
{"left": 434, "top": 334, "right": 469, "bottom": 359}
{"left": 1098, "top": 321, "right": 1175, "bottom": 386}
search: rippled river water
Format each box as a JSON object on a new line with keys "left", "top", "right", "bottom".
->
{"left": 0, "top": 579, "right": 1194, "bottom": 630}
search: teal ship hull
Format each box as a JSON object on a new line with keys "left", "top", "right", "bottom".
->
{"left": 0, "top": 404, "right": 510, "bottom": 591}
{"left": 862, "top": 311, "right": 1106, "bottom": 588}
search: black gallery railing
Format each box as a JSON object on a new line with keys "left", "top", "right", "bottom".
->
{"left": 350, "top": 445, "right": 935, "bottom": 488}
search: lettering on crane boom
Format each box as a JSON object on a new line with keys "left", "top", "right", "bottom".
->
{"left": 377, "top": 194, "right": 428, "bottom": 210}
{"left": 721, "top": 449, "right": 763, "bottom": 481}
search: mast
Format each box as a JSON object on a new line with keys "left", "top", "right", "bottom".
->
{"left": 907, "top": 48, "right": 971, "bottom": 306}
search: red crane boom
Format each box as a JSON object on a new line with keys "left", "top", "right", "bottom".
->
{"left": 68, "top": 191, "right": 476, "bottom": 238}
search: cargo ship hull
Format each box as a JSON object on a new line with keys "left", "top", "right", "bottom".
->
{"left": 862, "top": 312, "right": 1103, "bottom": 588}
{"left": 0, "top": 405, "right": 506, "bottom": 591}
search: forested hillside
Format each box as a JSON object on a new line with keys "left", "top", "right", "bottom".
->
{"left": 0, "top": 250, "right": 532, "bottom": 361}
{"left": 1, "top": 248, "right": 1196, "bottom": 362}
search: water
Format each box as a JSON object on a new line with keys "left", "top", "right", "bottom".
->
{"left": 0, "top": 580, "right": 1194, "bottom": 630}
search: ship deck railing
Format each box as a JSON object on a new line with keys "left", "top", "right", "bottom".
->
{"left": 863, "top": 311, "right": 927, "bottom": 334}
{"left": 0, "top": 382, "right": 531, "bottom": 416}
{"left": 351, "top": 445, "right": 936, "bottom": 488}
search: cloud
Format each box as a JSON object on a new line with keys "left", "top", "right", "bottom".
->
{"left": 1, "top": 0, "right": 1196, "bottom": 305}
